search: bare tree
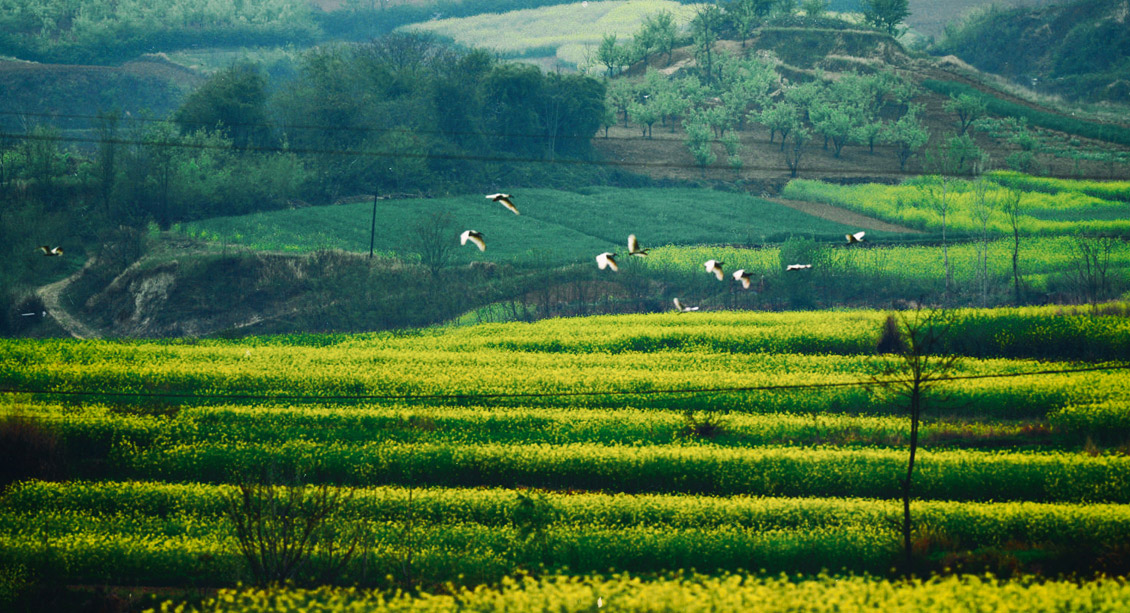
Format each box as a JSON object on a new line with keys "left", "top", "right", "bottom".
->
{"left": 1001, "top": 187, "right": 1025, "bottom": 305}
{"left": 872, "top": 308, "right": 960, "bottom": 572}
{"left": 1070, "top": 234, "right": 1117, "bottom": 308}
{"left": 225, "top": 473, "right": 363, "bottom": 586}
{"left": 410, "top": 211, "right": 455, "bottom": 278}
{"left": 970, "top": 175, "right": 997, "bottom": 306}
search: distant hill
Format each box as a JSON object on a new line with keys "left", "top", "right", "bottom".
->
{"left": 931, "top": 0, "right": 1130, "bottom": 102}
{"left": 905, "top": 0, "right": 1063, "bottom": 39}
{"left": 0, "top": 56, "right": 201, "bottom": 134}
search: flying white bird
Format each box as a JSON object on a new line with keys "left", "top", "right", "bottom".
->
{"left": 704, "top": 259, "right": 724, "bottom": 281}
{"left": 786, "top": 264, "right": 813, "bottom": 271}
{"left": 38, "top": 245, "right": 63, "bottom": 256}
{"left": 846, "top": 231, "right": 866, "bottom": 244}
{"left": 733, "top": 269, "right": 752, "bottom": 289}
{"left": 460, "top": 230, "right": 486, "bottom": 251}
{"left": 627, "top": 234, "right": 649, "bottom": 256}
{"left": 596, "top": 252, "right": 619, "bottom": 271}
{"left": 485, "top": 193, "right": 519, "bottom": 215}
{"left": 673, "top": 298, "right": 699, "bottom": 312}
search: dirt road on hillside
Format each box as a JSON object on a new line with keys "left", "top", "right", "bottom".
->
{"left": 37, "top": 258, "right": 101, "bottom": 339}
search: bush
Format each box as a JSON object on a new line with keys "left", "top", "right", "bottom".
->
{"left": 0, "top": 413, "right": 63, "bottom": 490}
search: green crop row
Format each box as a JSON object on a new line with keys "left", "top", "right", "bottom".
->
{"left": 6, "top": 400, "right": 1076, "bottom": 454}
{"left": 115, "top": 440, "right": 1130, "bottom": 502}
{"left": 3, "top": 310, "right": 1129, "bottom": 403}
{"left": 4, "top": 480, "right": 1130, "bottom": 587}
{"left": 988, "top": 171, "right": 1130, "bottom": 203}
{"left": 148, "top": 573, "right": 1130, "bottom": 613}
{"left": 7, "top": 481, "right": 1130, "bottom": 549}
{"left": 922, "top": 79, "right": 1130, "bottom": 147}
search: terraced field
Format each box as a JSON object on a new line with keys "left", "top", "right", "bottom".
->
{"left": 2, "top": 307, "right": 1129, "bottom": 609}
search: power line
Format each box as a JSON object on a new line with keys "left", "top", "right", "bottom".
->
{"left": 1, "top": 363, "right": 1125, "bottom": 403}
{"left": 0, "top": 128, "right": 927, "bottom": 176}
{"left": 4, "top": 129, "right": 1127, "bottom": 181}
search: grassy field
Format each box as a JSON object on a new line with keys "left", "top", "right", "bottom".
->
{"left": 175, "top": 187, "right": 871, "bottom": 265}
{"left": 2, "top": 307, "right": 1129, "bottom": 610}
{"left": 402, "top": 0, "right": 697, "bottom": 68}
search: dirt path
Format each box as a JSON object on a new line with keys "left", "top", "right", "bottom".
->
{"left": 36, "top": 258, "right": 102, "bottom": 340}
{"left": 765, "top": 197, "right": 924, "bottom": 234}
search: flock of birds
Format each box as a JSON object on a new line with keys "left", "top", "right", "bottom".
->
{"left": 31, "top": 194, "right": 868, "bottom": 315}
{"left": 464, "top": 193, "right": 870, "bottom": 312}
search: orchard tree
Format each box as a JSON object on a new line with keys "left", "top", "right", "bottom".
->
{"left": 628, "top": 100, "right": 660, "bottom": 138}
{"left": 883, "top": 104, "right": 928, "bottom": 170}
{"left": 691, "top": 5, "right": 725, "bottom": 84}
{"left": 606, "top": 78, "right": 636, "bottom": 127}
{"left": 597, "top": 33, "right": 627, "bottom": 77}
{"left": 851, "top": 121, "right": 884, "bottom": 154}
{"left": 643, "top": 11, "right": 679, "bottom": 65}
{"left": 783, "top": 125, "right": 810, "bottom": 177}
{"left": 684, "top": 115, "right": 716, "bottom": 175}
{"left": 810, "top": 100, "right": 863, "bottom": 157}
{"left": 758, "top": 101, "right": 799, "bottom": 148}
{"left": 862, "top": 0, "right": 909, "bottom": 35}
{"left": 726, "top": 0, "right": 763, "bottom": 47}
{"left": 944, "top": 93, "right": 987, "bottom": 136}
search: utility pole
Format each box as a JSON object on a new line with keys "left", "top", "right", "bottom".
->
{"left": 369, "top": 193, "right": 377, "bottom": 259}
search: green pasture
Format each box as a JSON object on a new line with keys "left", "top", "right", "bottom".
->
{"left": 402, "top": 0, "right": 697, "bottom": 68}
{"left": 175, "top": 187, "right": 863, "bottom": 266}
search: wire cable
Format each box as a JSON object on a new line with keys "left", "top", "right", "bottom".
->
{"left": 3, "top": 129, "right": 1127, "bottom": 180}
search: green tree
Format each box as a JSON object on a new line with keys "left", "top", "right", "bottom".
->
{"left": 801, "top": 0, "right": 828, "bottom": 18}
{"left": 597, "top": 33, "right": 627, "bottom": 77}
{"left": 943, "top": 93, "right": 986, "bottom": 136}
{"left": 862, "top": 0, "right": 909, "bottom": 35}
{"left": 175, "top": 62, "right": 271, "bottom": 148}
{"left": 774, "top": 0, "right": 798, "bottom": 15}
{"left": 783, "top": 125, "right": 810, "bottom": 177}
{"left": 726, "top": 0, "right": 764, "bottom": 47}
{"left": 94, "top": 110, "right": 120, "bottom": 216}
{"left": 882, "top": 105, "right": 929, "bottom": 170}
{"left": 691, "top": 5, "right": 725, "bottom": 85}
{"left": 758, "top": 101, "right": 799, "bottom": 148}
{"left": 810, "top": 100, "right": 862, "bottom": 158}
{"left": 628, "top": 101, "right": 660, "bottom": 138}
{"left": 606, "top": 78, "right": 636, "bottom": 128}
{"left": 944, "top": 132, "right": 983, "bottom": 175}
{"left": 542, "top": 72, "right": 606, "bottom": 158}
{"left": 644, "top": 11, "right": 678, "bottom": 66}
{"left": 684, "top": 116, "right": 716, "bottom": 175}
{"left": 851, "top": 121, "right": 884, "bottom": 154}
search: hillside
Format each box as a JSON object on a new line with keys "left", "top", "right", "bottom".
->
{"left": 932, "top": 0, "right": 1130, "bottom": 102}
{"left": 0, "top": 56, "right": 201, "bottom": 134}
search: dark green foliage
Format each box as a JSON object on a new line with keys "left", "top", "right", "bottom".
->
{"left": 876, "top": 313, "right": 907, "bottom": 354}
{"left": 922, "top": 80, "right": 1130, "bottom": 147}
{"left": 0, "top": 413, "right": 62, "bottom": 489}
{"left": 933, "top": 0, "right": 1130, "bottom": 102}
{"left": 861, "top": 0, "right": 909, "bottom": 35}
{"left": 174, "top": 63, "right": 272, "bottom": 148}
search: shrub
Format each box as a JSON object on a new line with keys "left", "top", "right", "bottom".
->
{"left": 0, "top": 412, "right": 63, "bottom": 490}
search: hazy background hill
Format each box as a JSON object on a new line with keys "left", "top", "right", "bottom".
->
{"left": 933, "top": 0, "right": 1130, "bottom": 102}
